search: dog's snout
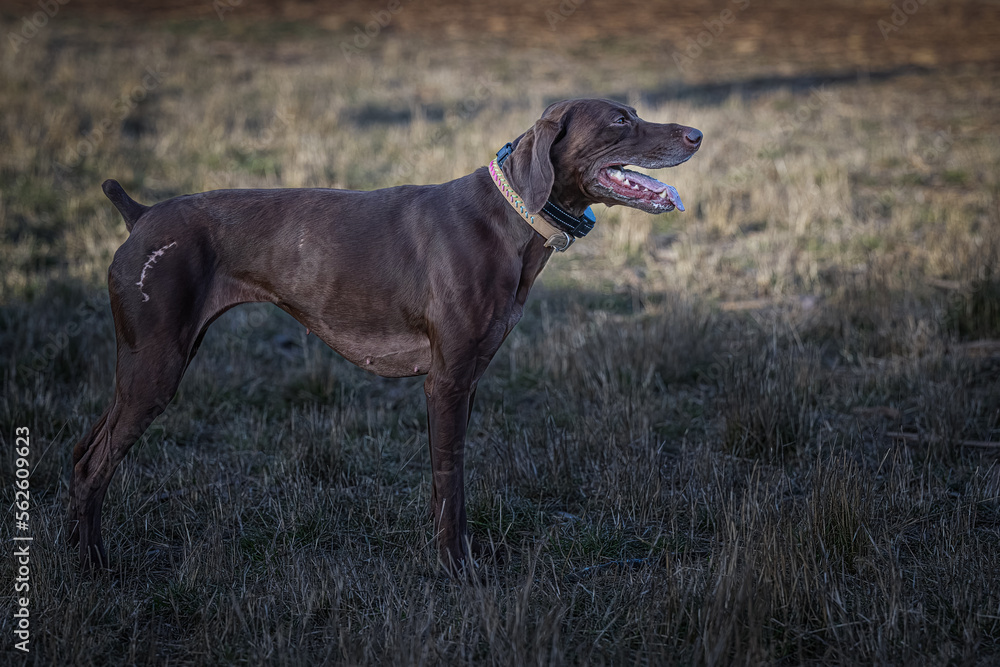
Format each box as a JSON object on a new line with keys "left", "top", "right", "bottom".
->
{"left": 683, "top": 127, "right": 703, "bottom": 148}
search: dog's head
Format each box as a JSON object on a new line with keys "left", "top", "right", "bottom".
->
{"left": 506, "top": 98, "right": 702, "bottom": 216}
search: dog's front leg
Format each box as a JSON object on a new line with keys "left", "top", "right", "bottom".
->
{"left": 424, "top": 366, "right": 476, "bottom": 574}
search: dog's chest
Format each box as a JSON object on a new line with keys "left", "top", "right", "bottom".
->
{"left": 314, "top": 328, "right": 432, "bottom": 378}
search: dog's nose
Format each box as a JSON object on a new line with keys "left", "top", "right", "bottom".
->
{"left": 684, "top": 127, "right": 703, "bottom": 147}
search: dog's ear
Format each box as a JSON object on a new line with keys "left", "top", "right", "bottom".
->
{"left": 509, "top": 107, "right": 567, "bottom": 214}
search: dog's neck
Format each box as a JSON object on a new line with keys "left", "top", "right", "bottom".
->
{"left": 492, "top": 143, "right": 595, "bottom": 252}
{"left": 488, "top": 157, "right": 576, "bottom": 251}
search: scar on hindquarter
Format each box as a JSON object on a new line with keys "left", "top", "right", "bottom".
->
{"left": 136, "top": 241, "right": 178, "bottom": 302}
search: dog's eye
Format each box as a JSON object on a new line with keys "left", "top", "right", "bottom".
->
{"left": 613, "top": 116, "right": 628, "bottom": 125}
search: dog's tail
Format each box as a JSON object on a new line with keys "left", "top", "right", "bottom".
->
{"left": 101, "top": 180, "right": 149, "bottom": 233}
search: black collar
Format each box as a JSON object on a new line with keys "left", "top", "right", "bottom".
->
{"left": 496, "top": 143, "right": 595, "bottom": 239}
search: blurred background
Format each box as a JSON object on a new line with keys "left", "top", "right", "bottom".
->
{"left": 1, "top": 1, "right": 999, "bottom": 664}
{"left": 2, "top": 0, "right": 999, "bottom": 304}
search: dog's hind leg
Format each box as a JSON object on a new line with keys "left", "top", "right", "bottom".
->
{"left": 69, "top": 235, "right": 257, "bottom": 570}
{"left": 68, "top": 340, "right": 188, "bottom": 570}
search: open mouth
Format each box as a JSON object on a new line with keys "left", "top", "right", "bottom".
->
{"left": 596, "top": 165, "right": 684, "bottom": 212}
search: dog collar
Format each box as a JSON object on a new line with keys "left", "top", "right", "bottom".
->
{"left": 489, "top": 142, "right": 596, "bottom": 252}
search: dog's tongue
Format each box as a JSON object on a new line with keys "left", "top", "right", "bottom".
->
{"left": 660, "top": 183, "right": 684, "bottom": 211}
{"left": 619, "top": 168, "right": 685, "bottom": 211}
{"left": 626, "top": 170, "right": 669, "bottom": 194}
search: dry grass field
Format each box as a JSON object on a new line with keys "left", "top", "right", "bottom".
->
{"left": 1, "top": 0, "right": 999, "bottom": 664}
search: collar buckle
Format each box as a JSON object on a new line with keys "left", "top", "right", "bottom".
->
{"left": 543, "top": 231, "right": 573, "bottom": 252}
{"left": 496, "top": 142, "right": 514, "bottom": 167}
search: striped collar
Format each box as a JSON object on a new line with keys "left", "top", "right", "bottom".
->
{"left": 488, "top": 143, "right": 597, "bottom": 251}
{"left": 488, "top": 157, "right": 575, "bottom": 251}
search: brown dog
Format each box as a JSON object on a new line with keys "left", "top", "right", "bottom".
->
{"left": 70, "top": 98, "right": 701, "bottom": 573}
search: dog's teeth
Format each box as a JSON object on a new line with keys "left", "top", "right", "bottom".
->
{"left": 623, "top": 178, "right": 631, "bottom": 186}
{"left": 659, "top": 191, "right": 667, "bottom": 199}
